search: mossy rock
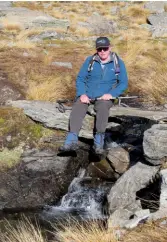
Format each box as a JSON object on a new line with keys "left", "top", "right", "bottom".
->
{"left": 0, "top": 106, "right": 64, "bottom": 169}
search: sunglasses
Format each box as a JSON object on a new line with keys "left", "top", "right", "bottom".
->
{"left": 97, "top": 47, "right": 109, "bottom": 52}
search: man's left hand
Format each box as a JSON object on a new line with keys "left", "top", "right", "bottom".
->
{"left": 100, "top": 94, "right": 113, "bottom": 100}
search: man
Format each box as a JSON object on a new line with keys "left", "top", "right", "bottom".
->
{"left": 59, "top": 37, "right": 128, "bottom": 154}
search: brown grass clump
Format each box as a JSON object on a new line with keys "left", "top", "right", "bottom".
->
{"left": 12, "top": 1, "right": 44, "bottom": 11}
{"left": 124, "top": 222, "right": 167, "bottom": 242}
{"left": 1, "top": 18, "right": 22, "bottom": 34}
{"left": 1, "top": 218, "right": 46, "bottom": 242}
{"left": 123, "top": 5, "right": 150, "bottom": 24}
{"left": 114, "top": 27, "right": 167, "bottom": 104}
{"left": 2, "top": 218, "right": 167, "bottom": 242}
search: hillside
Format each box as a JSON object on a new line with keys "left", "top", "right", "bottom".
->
{"left": 0, "top": 1, "right": 166, "bottom": 105}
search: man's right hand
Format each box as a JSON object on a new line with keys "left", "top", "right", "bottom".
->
{"left": 80, "top": 94, "right": 90, "bottom": 103}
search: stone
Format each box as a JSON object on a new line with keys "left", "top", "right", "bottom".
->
{"left": 29, "top": 31, "right": 58, "bottom": 42}
{"left": 107, "top": 162, "right": 159, "bottom": 214}
{"left": 0, "top": 5, "right": 69, "bottom": 31}
{"left": 107, "top": 147, "right": 130, "bottom": 174}
{"left": 144, "top": 2, "right": 166, "bottom": 14}
{"left": 143, "top": 124, "right": 167, "bottom": 165}
{"left": 125, "top": 209, "right": 150, "bottom": 229}
{"left": 0, "top": 148, "right": 89, "bottom": 211}
{"left": 8, "top": 100, "right": 167, "bottom": 140}
{"left": 111, "top": 6, "right": 119, "bottom": 14}
{"left": 0, "top": 78, "right": 24, "bottom": 105}
{"left": 87, "top": 14, "right": 116, "bottom": 35}
{"left": 51, "top": 62, "right": 72, "bottom": 69}
{"left": 0, "top": 1, "right": 12, "bottom": 10}
{"left": 159, "top": 169, "right": 167, "bottom": 209}
{"left": 87, "top": 159, "right": 118, "bottom": 180}
{"left": 147, "top": 13, "right": 167, "bottom": 27}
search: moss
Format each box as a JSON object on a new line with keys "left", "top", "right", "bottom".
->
{"left": 0, "top": 107, "right": 56, "bottom": 149}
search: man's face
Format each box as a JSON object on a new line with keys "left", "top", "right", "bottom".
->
{"left": 97, "top": 46, "right": 111, "bottom": 61}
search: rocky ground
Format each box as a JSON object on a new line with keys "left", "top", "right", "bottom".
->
{"left": 0, "top": 1, "right": 167, "bottom": 233}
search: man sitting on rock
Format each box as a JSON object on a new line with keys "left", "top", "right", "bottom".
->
{"left": 59, "top": 37, "right": 128, "bottom": 155}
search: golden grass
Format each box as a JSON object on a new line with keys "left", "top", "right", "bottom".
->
{"left": 165, "top": 4, "right": 167, "bottom": 12}
{"left": 0, "top": 2, "right": 166, "bottom": 104}
{"left": 2, "top": 21, "right": 22, "bottom": 33}
{"left": 27, "top": 75, "right": 74, "bottom": 101}
{"left": 0, "top": 147, "right": 22, "bottom": 170}
{"left": 123, "top": 5, "right": 150, "bottom": 25}
{"left": 1, "top": 218, "right": 46, "bottom": 242}
{"left": 74, "top": 27, "right": 90, "bottom": 37}
{"left": 50, "top": 11, "right": 65, "bottom": 19}
{"left": 124, "top": 222, "right": 167, "bottom": 242}
{"left": 12, "top": 1, "right": 44, "bottom": 11}
{"left": 55, "top": 221, "right": 117, "bottom": 242}
{"left": 2, "top": 218, "right": 167, "bottom": 242}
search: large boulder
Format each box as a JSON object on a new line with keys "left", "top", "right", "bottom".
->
{"left": 0, "top": 3, "right": 69, "bottom": 31}
{"left": 107, "top": 162, "right": 159, "bottom": 227}
{"left": 87, "top": 13, "right": 116, "bottom": 35}
{"left": 143, "top": 124, "right": 167, "bottom": 165}
{"left": 147, "top": 13, "right": 167, "bottom": 37}
{"left": 8, "top": 100, "right": 167, "bottom": 139}
{"left": 147, "top": 13, "right": 167, "bottom": 28}
{"left": 144, "top": 2, "right": 166, "bottom": 13}
{"left": 0, "top": 148, "right": 89, "bottom": 211}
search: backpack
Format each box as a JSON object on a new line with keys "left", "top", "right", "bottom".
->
{"left": 87, "top": 52, "right": 120, "bottom": 81}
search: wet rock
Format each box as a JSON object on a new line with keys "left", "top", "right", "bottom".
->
{"left": 107, "top": 147, "right": 130, "bottom": 174}
{"left": 87, "top": 159, "right": 118, "bottom": 180}
{"left": 0, "top": 148, "right": 89, "bottom": 211}
{"left": 108, "top": 202, "right": 142, "bottom": 228}
{"left": 159, "top": 169, "right": 167, "bottom": 209}
{"left": 107, "top": 162, "right": 159, "bottom": 221}
{"left": 143, "top": 124, "right": 167, "bottom": 165}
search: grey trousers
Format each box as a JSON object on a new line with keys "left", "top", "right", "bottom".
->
{"left": 69, "top": 98, "right": 113, "bottom": 134}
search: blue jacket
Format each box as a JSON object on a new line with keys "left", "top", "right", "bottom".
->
{"left": 76, "top": 53, "right": 128, "bottom": 99}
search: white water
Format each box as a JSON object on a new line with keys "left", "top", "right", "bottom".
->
{"left": 42, "top": 168, "right": 110, "bottom": 221}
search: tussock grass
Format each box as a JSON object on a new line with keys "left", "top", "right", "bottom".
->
{"left": 74, "top": 27, "right": 90, "bottom": 37}
{"left": 12, "top": 1, "right": 44, "bottom": 11}
{"left": 1, "top": 19, "right": 22, "bottom": 33}
{"left": 123, "top": 5, "right": 150, "bottom": 24}
{"left": 1, "top": 218, "right": 46, "bottom": 242}
{"left": 55, "top": 221, "right": 117, "bottom": 242}
{"left": 124, "top": 222, "right": 167, "bottom": 242}
{"left": 0, "top": 2, "right": 166, "bottom": 104}
{"left": 2, "top": 218, "right": 167, "bottom": 242}
{"left": 0, "top": 147, "right": 22, "bottom": 170}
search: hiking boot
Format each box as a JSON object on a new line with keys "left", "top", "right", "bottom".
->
{"left": 93, "top": 133, "right": 105, "bottom": 155}
{"left": 59, "top": 132, "right": 78, "bottom": 152}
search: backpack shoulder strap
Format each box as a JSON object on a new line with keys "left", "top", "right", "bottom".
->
{"left": 88, "top": 52, "right": 120, "bottom": 79}
{"left": 88, "top": 54, "right": 97, "bottom": 72}
{"left": 112, "top": 52, "right": 120, "bottom": 77}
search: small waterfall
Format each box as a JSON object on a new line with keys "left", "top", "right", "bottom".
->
{"left": 41, "top": 168, "right": 111, "bottom": 222}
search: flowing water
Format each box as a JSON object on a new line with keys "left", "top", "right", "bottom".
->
{"left": 40, "top": 168, "right": 113, "bottom": 224}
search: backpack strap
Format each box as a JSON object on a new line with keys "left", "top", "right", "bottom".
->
{"left": 112, "top": 52, "right": 120, "bottom": 81}
{"left": 88, "top": 54, "right": 97, "bottom": 72}
{"left": 87, "top": 52, "right": 120, "bottom": 80}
